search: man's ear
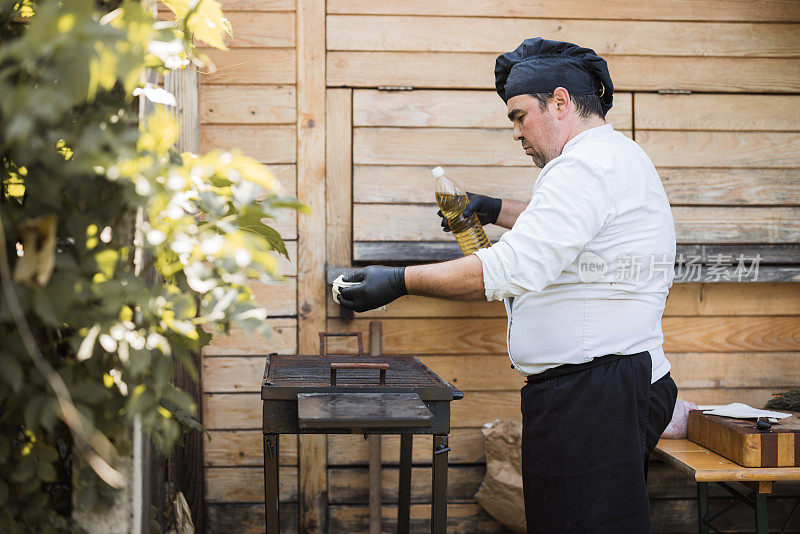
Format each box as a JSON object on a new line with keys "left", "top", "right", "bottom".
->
{"left": 552, "top": 87, "right": 570, "bottom": 117}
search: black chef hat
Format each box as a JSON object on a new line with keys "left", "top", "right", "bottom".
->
{"left": 495, "top": 37, "right": 614, "bottom": 115}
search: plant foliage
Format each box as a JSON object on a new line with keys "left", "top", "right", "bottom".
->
{"left": 0, "top": 0, "right": 304, "bottom": 530}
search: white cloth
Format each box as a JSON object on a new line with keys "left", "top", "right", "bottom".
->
{"left": 331, "top": 274, "right": 358, "bottom": 305}
{"left": 474, "top": 124, "right": 676, "bottom": 383}
{"left": 331, "top": 274, "right": 387, "bottom": 310}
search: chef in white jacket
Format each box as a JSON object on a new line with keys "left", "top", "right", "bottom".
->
{"left": 338, "top": 38, "right": 678, "bottom": 534}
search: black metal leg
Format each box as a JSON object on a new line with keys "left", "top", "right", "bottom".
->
{"left": 431, "top": 434, "right": 449, "bottom": 534}
{"left": 755, "top": 491, "right": 768, "bottom": 534}
{"left": 697, "top": 482, "right": 709, "bottom": 534}
{"left": 397, "top": 434, "right": 412, "bottom": 534}
{"left": 264, "top": 434, "right": 279, "bottom": 534}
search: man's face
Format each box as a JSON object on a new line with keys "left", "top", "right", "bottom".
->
{"left": 506, "top": 94, "right": 562, "bottom": 168}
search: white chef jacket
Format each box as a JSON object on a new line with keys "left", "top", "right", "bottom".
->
{"left": 474, "top": 124, "right": 676, "bottom": 383}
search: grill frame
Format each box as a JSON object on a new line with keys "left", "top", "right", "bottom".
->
{"left": 261, "top": 353, "right": 459, "bottom": 402}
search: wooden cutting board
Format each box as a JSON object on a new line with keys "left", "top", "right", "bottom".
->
{"left": 688, "top": 409, "right": 800, "bottom": 467}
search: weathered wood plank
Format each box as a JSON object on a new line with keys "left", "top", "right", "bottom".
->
{"left": 328, "top": 52, "right": 800, "bottom": 92}
{"left": 659, "top": 168, "right": 800, "bottom": 206}
{"left": 635, "top": 94, "right": 800, "bottom": 132}
{"left": 219, "top": 0, "right": 295, "bottom": 10}
{"left": 203, "top": 318, "right": 296, "bottom": 356}
{"left": 671, "top": 206, "right": 800, "bottom": 243}
{"left": 296, "top": 0, "right": 328, "bottom": 530}
{"left": 353, "top": 165, "right": 536, "bottom": 203}
{"left": 329, "top": 465, "right": 483, "bottom": 503}
{"left": 205, "top": 431, "right": 298, "bottom": 467}
{"left": 353, "top": 165, "right": 800, "bottom": 206}
{"left": 203, "top": 357, "right": 269, "bottom": 393}
{"left": 352, "top": 90, "right": 632, "bottom": 129}
{"left": 206, "top": 502, "right": 506, "bottom": 533}
{"left": 353, "top": 127, "right": 629, "bottom": 166}
{"left": 200, "top": 85, "right": 296, "bottom": 124}
{"left": 206, "top": 466, "right": 296, "bottom": 502}
{"left": 222, "top": 12, "right": 295, "bottom": 48}
{"left": 353, "top": 128, "right": 800, "bottom": 170}
{"left": 265, "top": 163, "right": 297, "bottom": 195}
{"left": 203, "top": 386, "right": 793, "bottom": 430}
{"left": 202, "top": 428, "right": 486, "bottom": 467}
{"left": 326, "top": 282, "right": 800, "bottom": 318}
{"left": 667, "top": 353, "right": 800, "bottom": 389}
{"left": 329, "top": 429, "right": 486, "bottom": 466}
{"left": 328, "top": 16, "right": 800, "bottom": 57}
{"left": 352, "top": 204, "right": 800, "bottom": 243}
{"left": 200, "top": 125, "right": 296, "bottom": 163}
{"left": 354, "top": 127, "right": 526, "bottom": 166}
{"left": 349, "top": 243, "right": 800, "bottom": 274}
{"left": 200, "top": 48, "right": 296, "bottom": 85}
{"left": 204, "top": 498, "right": 800, "bottom": 534}
{"left": 329, "top": 502, "right": 506, "bottom": 533}
{"left": 206, "top": 464, "right": 484, "bottom": 503}
{"left": 638, "top": 131, "right": 800, "bottom": 168}
{"left": 665, "top": 283, "right": 800, "bottom": 316}
{"left": 248, "top": 278, "right": 296, "bottom": 317}
{"left": 202, "top": 351, "right": 799, "bottom": 396}
{"left": 326, "top": 0, "right": 800, "bottom": 22}
{"left": 662, "top": 316, "right": 800, "bottom": 353}
{"left": 206, "top": 503, "right": 298, "bottom": 534}
{"left": 325, "top": 317, "right": 800, "bottom": 354}
{"left": 326, "top": 89, "right": 353, "bottom": 266}
{"left": 206, "top": 462, "right": 800, "bottom": 506}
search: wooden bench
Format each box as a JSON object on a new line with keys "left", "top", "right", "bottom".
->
{"left": 654, "top": 439, "right": 800, "bottom": 533}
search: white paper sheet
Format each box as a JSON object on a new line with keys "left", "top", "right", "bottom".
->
{"left": 702, "top": 402, "right": 791, "bottom": 420}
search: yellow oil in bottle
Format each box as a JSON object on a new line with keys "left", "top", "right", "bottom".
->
{"left": 432, "top": 167, "right": 491, "bottom": 255}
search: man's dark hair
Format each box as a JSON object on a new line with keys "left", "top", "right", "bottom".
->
{"left": 530, "top": 92, "right": 606, "bottom": 119}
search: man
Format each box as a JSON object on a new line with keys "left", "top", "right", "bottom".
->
{"left": 338, "top": 38, "right": 678, "bottom": 533}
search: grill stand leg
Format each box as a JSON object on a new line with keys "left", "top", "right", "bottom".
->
{"left": 264, "top": 434, "right": 279, "bottom": 534}
{"left": 398, "top": 434, "right": 412, "bottom": 534}
{"left": 697, "top": 482, "right": 709, "bottom": 534}
{"left": 755, "top": 491, "right": 768, "bottom": 534}
{"left": 432, "top": 434, "right": 449, "bottom": 534}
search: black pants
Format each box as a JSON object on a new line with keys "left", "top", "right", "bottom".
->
{"left": 521, "top": 352, "right": 678, "bottom": 534}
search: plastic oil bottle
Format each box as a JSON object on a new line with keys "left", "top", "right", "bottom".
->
{"left": 433, "top": 166, "right": 491, "bottom": 255}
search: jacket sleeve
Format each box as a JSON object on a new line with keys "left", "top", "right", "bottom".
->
{"left": 474, "top": 155, "right": 616, "bottom": 301}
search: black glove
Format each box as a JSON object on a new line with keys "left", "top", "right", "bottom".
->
{"left": 337, "top": 265, "right": 407, "bottom": 313}
{"left": 438, "top": 192, "right": 502, "bottom": 232}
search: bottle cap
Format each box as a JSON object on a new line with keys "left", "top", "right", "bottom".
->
{"left": 431, "top": 166, "right": 445, "bottom": 178}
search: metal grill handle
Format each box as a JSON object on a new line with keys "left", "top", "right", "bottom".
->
{"left": 330, "top": 362, "right": 388, "bottom": 385}
{"left": 319, "top": 331, "right": 364, "bottom": 356}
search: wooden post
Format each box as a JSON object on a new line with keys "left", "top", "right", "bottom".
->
{"left": 297, "top": 0, "right": 327, "bottom": 532}
{"left": 368, "top": 321, "right": 382, "bottom": 534}
{"left": 163, "top": 66, "right": 204, "bottom": 533}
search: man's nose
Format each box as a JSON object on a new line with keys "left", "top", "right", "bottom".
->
{"left": 512, "top": 124, "right": 522, "bottom": 141}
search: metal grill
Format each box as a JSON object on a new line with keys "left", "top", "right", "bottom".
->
{"left": 264, "top": 354, "right": 448, "bottom": 389}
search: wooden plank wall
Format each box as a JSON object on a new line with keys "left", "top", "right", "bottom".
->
{"left": 198, "top": 1, "right": 800, "bottom": 532}
{"left": 197, "top": 0, "right": 303, "bottom": 531}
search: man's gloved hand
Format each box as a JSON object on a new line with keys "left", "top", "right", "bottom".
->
{"left": 337, "top": 265, "right": 407, "bottom": 313}
{"left": 438, "top": 192, "right": 502, "bottom": 232}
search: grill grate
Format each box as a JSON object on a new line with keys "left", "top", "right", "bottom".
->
{"left": 265, "top": 354, "right": 449, "bottom": 390}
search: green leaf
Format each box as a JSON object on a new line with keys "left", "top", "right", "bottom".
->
{"left": 32, "top": 289, "right": 59, "bottom": 327}
{"left": 35, "top": 457, "right": 56, "bottom": 483}
{"left": 269, "top": 196, "right": 311, "bottom": 214}
{"left": 0, "top": 356, "right": 23, "bottom": 392}
{"left": 94, "top": 249, "right": 118, "bottom": 278}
